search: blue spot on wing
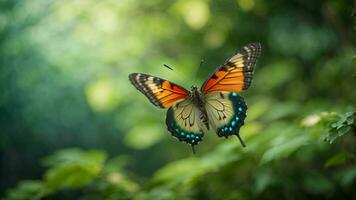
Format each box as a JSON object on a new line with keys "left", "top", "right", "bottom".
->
{"left": 216, "top": 92, "right": 247, "bottom": 139}
{"left": 166, "top": 108, "right": 204, "bottom": 146}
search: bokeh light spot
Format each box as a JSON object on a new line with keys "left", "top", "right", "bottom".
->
{"left": 125, "top": 124, "right": 164, "bottom": 149}
{"left": 85, "top": 78, "right": 121, "bottom": 112}
{"left": 176, "top": 0, "right": 210, "bottom": 30}
{"left": 236, "top": 0, "right": 255, "bottom": 11}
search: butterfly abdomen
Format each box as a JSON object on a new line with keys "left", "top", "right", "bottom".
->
{"left": 191, "top": 87, "right": 210, "bottom": 130}
{"left": 199, "top": 110, "right": 209, "bottom": 130}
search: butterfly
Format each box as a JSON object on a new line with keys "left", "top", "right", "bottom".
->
{"left": 129, "top": 43, "right": 261, "bottom": 153}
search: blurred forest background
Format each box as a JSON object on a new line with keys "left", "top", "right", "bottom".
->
{"left": 0, "top": 0, "right": 355, "bottom": 199}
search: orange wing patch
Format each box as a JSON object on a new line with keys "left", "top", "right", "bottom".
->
{"left": 129, "top": 73, "right": 189, "bottom": 108}
{"left": 201, "top": 43, "right": 261, "bottom": 94}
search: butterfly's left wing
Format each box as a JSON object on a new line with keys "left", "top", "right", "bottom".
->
{"left": 129, "top": 73, "right": 189, "bottom": 108}
{"left": 205, "top": 91, "right": 247, "bottom": 147}
{"left": 201, "top": 43, "right": 261, "bottom": 94}
{"left": 166, "top": 98, "right": 205, "bottom": 153}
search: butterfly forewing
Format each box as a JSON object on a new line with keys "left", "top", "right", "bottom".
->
{"left": 201, "top": 43, "right": 261, "bottom": 94}
{"left": 205, "top": 92, "right": 247, "bottom": 146}
{"left": 129, "top": 73, "right": 189, "bottom": 108}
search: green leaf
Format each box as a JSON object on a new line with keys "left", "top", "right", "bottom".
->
{"left": 260, "top": 134, "right": 309, "bottom": 164}
{"left": 324, "top": 152, "right": 352, "bottom": 168}
{"left": 43, "top": 149, "right": 107, "bottom": 190}
{"left": 324, "top": 109, "right": 355, "bottom": 144}
{"left": 103, "top": 171, "right": 140, "bottom": 194}
{"left": 136, "top": 187, "right": 175, "bottom": 200}
{"left": 41, "top": 148, "right": 106, "bottom": 167}
{"left": 4, "top": 180, "right": 50, "bottom": 200}
{"left": 151, "top": 158, "right": 203, "bottom": 185}
{"left": 254, "top": 170, "right": 275, "bottom": 194}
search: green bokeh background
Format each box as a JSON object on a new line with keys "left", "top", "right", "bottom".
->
{"left": 0, "top": 0, "right": 355, "bottom": 199}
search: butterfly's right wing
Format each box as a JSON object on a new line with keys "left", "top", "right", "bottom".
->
{"left": 166, "top": 98, "right": 205, "bottom": 153}
{"left": 205, "top": 91, "right": 247, "bottom": 147}
{"left": 201, "top": 43, "right": 261, "bottom": 94}
{"left": 129, "top": 73, "right": 189, "bottom": 108}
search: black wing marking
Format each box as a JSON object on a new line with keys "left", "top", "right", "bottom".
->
{"left": 205, "top": 92, "right": 247, "bottom": 147}
{"left": 165, "top": 99, "right": 206, "bottom": 153}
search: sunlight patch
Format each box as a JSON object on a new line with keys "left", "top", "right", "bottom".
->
{"left": 125, "top": 124, "right": 164, "bottom": 149}
{"left": 175, "top": 0, "right": 210, "bottom": 30}
{"left": 85, "top": 78, "right": 121, "bottom": 112}
{"left": 236, "top": 0, "right": 255, "bottom": 11}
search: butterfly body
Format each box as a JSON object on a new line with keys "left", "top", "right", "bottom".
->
{"left": 189, "top": 86, "right": 210, "bottom": 130}
{"left": 129, "top": 43, "right": 261, "bottom": 153}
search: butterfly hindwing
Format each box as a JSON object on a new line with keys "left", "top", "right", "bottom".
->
{"left": 205, "top": 92, "right": 247, "bottom": 146}
{"left": 165, "top": 99, "right": 205, "bottom": 152}
{"left": 129, "top": 73, "right": 189, "bottom": 108}
{"left": 201, "top": 43, "right": 261, "bottom": 94}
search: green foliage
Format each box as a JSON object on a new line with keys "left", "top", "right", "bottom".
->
{"left": 0, "top": 0, "right": 355, "bottom": 199}
{"left": 324, "top": 108, "right": 355, "bottom": 144}
{"left": 134, "top": 109, "right": 355, "bottom": 199}
{"left": 325, "top": 152, "right": 353, "bottom": 168}
{"left": 42, "top": 149, "right": 106, "bottom": 189}
{"left": 4, "top": 149, "right": 139, "bottom": 200}
{"left": 4, "top": 181, "right": 49, "bottom": 200}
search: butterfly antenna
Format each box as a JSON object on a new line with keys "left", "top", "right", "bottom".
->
{"left": 192, "top": 59, "right": 204, "bottom": 85}
{"left": 195, "top": 59, "right": 205, "bottom": 77}
{"left": 235, "top": 134, "right": 246, "bottom": 147}
{"left": 191, "top": 145, "right": 196, "bottom": 154}
{"left": 199, "top": 59, "right": 204, "bottom": 68}
{"left": 163, "top": 64, "right": 174, "bottom": 71}
{"left": 162, "top": 63, "right": 189, "bottom": 85}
